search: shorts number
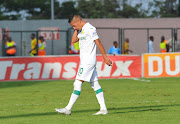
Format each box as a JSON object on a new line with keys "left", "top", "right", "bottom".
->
{"left": 78, "top": 68, "right": 83, "bottom": 75}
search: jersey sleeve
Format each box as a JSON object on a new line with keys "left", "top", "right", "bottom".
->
{"left": 89, "top": 27, "right": 99, "bottom": 41}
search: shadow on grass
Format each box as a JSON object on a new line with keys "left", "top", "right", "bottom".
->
{"left": 0, "top": 81, "right": 47, "bottom": 89}
{"left": 0, "top": 112, "right": 56, "bottom": 119}
{"left": 73, "top": 104, "right": 180, "bottom": 113}
{"left": 0, "top": 104, "right": 179, "bottom": 119}
{"left": 111, "top": 108, "right": 163, "bottom": 114}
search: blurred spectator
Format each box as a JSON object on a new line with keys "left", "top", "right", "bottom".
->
{"left": 168, "top": 35, "right": 180, "bottom": 52}
{"left": 69, "top": 42, "right": 79, "bottom": 54}
{"left": 148, "top": 36, "right": 154, "bottom": 53}
{"left": 122, "top": 38, "right": 133, "bottom": 54}
{"left": 162, "top": 36, "right": 170, "bottom": 52}
{"left": 38, "top": 36, "right": 47, "bottom": 56}
{"left": 29, "top": 33, "right": 37, "bottom": 56}
{"left": 160, "top": 36, "right": 167, "bottom": 53}
{"left": 108, "top": 41, "right": 121, "bottom": 55}
{"left": 5, "top": 37, "right": 16, "bottom": 56}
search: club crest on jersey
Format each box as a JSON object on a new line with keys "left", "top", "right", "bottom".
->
{"left": 82, "top": 29, "right": 85, "bottom": 34}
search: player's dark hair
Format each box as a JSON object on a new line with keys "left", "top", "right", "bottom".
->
{"left": 68, "top": 14, "right": 82, "bottom": 23}
{"left": 68, "top": 15, "right": 75, "bottom": 23}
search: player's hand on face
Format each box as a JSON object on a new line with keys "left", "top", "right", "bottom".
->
{"left": 104, "top": 57, "right": 112, "bottom": 66}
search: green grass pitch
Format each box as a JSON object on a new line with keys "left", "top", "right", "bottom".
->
{"left": 0, "top": 78, "right": 179, "bottom": 124}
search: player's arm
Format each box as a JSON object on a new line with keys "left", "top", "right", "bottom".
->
{"left": 95, "top": 39, "right": 112, "bottom": 66}
{"left": 71, "top": 30, "right": 79, "bottom": 43}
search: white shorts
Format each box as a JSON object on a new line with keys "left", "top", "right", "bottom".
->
{"left": 76, "top": 64, "right": 98, "bottom": 82}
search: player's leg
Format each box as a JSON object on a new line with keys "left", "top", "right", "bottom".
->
{"left": 91, "top": 80, "right": 108, "bottom": 115}
{"left": 65, "top": 80, "right": 83, "bottom": 110}
{"left": 55, "top": 65, "right": 87, "bottom": 115}
{"left": 55, "top": 80, "right": 82, "bottom": 115}
{"left": 90, "top": 69, "right": 108, "bottom": 115}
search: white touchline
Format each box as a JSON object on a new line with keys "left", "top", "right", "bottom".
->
{"left": 131, "top": 78, "right": 151, "bottom": 82}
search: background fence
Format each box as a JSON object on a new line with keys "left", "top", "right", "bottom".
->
{"left": 122, "top": 28, "right": 175, "bottom": 54}
{"left": 1, "top": 30, "right": 69, "bottom": 56}
{"left": 1, "top": 27, "right": 180, "bottom": 56}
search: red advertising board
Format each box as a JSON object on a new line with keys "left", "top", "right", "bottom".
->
{"left": 0, "top": 55, "right": 141, "bottom": 81}
{"left": 97, "top": 55, "right": 141, "bottom": 79}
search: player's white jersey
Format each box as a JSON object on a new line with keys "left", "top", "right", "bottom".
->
{"left": 77, "top": 23, "right": 99, "bottom": 65}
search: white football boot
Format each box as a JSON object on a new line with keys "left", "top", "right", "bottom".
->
{"left": 55, "top": 108, "right": 71, "bottom": 115}
{"left": 92, "top": 110, "right": 108, "bottom": 115}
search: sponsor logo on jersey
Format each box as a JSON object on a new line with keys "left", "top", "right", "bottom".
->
{"left": 79, "top": 37, "right": 86, "bottom": 40}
